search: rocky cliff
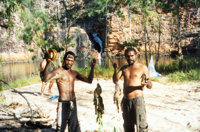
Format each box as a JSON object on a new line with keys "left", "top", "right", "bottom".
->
{"left": 106, "top": 7, "right": 200, "bottom": 55}
{"left": 0, "top": 1, "right": 200, "bottom": 62}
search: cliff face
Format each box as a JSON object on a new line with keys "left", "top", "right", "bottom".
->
{"left": 0, "top": 26, "right": 92, "bottom": 62}
{"left": 0, "top": 0, "right": 92, "bottom": 62}
{"left": 0, "top": 12, "right": 34, "bottom": 62}
{"left": 106, "top": 7, "right": 200, "bottom": 55}
{"left": 0, "top": 1, "right": 200, "bottom": 62}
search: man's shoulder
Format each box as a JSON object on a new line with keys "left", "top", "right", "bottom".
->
{"left": 53, "top": 67, "right": 65, "bottom": 72}
{"left": 70, "top": 69, "right": 77, "bottom": 73}
{"left": 135, "top": 62, "right": 146, "bottom": 67}
{"left": 121, "top": 64, "right": 129, "bottom": 70}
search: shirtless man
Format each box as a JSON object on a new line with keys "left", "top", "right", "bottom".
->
{"left": 40, "top": 54, "right": 54, "bottom": 96}
{"left": 42, "top": 51, "right": 96, "bottom": 132}
{"left": 113, "top": 48, "right": 152, "bottom": 132}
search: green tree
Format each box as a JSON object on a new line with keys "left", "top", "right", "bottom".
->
{"left": 0, "top": 0, "right": 24, "bottom": 29}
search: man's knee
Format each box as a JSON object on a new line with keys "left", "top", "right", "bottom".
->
{"left": 139, "top": 122, "right": 148, "bottom": 132}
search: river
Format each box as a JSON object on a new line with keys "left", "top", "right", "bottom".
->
{"left": 0, "top": 56, "right": 175, "bottom": 82}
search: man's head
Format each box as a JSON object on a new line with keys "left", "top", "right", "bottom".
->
{"left": 124, "top": 48, "right": 137, "bottom": 65}
{"left": 63, "top": 51, "right": 76, "bottom": 69}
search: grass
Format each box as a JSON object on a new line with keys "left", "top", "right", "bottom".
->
{"left": 155, "top": 56, "right": 200, "bottom": 84}
{"left": 0, "top": 76, "right": 41, "bottom": 104}
{"left": 167, "top": 68, "right": 200, "bottom": 83}
{"left": 74, "top": 65, "right": 114, "bottom": 79}
{"left": 0, "top": 76, "right": 41, "bottom": 91}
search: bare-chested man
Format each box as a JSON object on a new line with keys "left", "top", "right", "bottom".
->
{"left": 113, "top": 48, "right": 152, "bottom": 132}
{"left": 42, "top": 51, "right": 96, "bottom": 132}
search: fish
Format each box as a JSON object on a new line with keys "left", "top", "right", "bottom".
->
{"left": 141, "top": 74, "right": 147, "bottom": 84}
{"left": 93, "top": 83, "right": 104, "bottom": 117}
{"left": 113, "top": 82, "right": 121, "bottom": 113}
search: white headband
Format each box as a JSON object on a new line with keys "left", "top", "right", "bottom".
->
{"left": 66, "top": 54, "right": 75, "bottom": 60}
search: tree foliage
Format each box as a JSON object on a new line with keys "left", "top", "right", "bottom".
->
{"left": 18, "top": 3, "right": 60, "bottom": 55}
{"left": 1, "top": 0, "right": 200, "bottom": 60}
{"left": 0, "top": 0, "right": 24, "bottom": 28}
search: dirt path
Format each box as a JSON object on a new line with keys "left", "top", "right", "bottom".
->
{"left": 1, "top": 79, "right": 200, "bottom": 132}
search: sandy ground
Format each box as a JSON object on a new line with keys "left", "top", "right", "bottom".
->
{"left": 1, "top": 79, "right": 200, "bottom": 132}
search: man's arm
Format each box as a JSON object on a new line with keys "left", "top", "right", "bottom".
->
{"left": 42, "top": 60, "right": 63, "bottom": 83}
{"left": 76, "top": 59, "right": 96, "bottom": 83}
{"left": 42, "top": 60, "right": 52, "bottom": 82}
{"left": 112, "top": 63, "right": 122, "bottom": 84}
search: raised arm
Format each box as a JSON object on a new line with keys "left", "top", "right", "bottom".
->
{"left": 42, "top": 59, "right": 63, "bottom": 83}
{"left": 76, "top": 59, "right": 96, "bottom": 83}
{"left": 112, "top": 63, "right": 122, "bottom": 84}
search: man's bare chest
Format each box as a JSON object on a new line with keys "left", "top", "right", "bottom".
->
{"left": 57, "top": 70, "right": 75, "bottom": 82}
{"left": 123, "top": 67, "right": 143, "bottom": 79}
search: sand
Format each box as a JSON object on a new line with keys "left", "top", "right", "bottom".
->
{"left": 1, "top": 79, "right": 200, "bottom": 132}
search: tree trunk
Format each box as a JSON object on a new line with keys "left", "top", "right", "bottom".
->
{"left": 176, "top": 0, "right": 183, "bottom": 69}
{"left": 144, "top": 25, "right": 148, "bottom": 66}
{"left": 128, "top": 4, "right": 132, "bottom": 41}
{"left": 155, "top": 17, "right": 161, "bottom": 68}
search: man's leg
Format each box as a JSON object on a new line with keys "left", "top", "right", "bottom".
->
{"left": 41, "top": 82, "right": 46, "bottom": 96}
{"left": 68, "top": 100, "right": 81, "bottom": 132}
{"left": 135, "top": 96, "right": 148, "bottom": 132}
{"left": 122, "top": 98, "right": 136, "bottom": 132}
{"left": 56, "top": 102, "right": 70, "bottom": 132}
{"left": 48, "top": 80, "right": 54, "bottom": 95}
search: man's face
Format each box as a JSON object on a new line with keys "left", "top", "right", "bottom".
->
{"left": 65, "top": 57, "right": 74, "bottom": 69}
{"left": 125, "top": 50, "right": 137, "bottom": 65}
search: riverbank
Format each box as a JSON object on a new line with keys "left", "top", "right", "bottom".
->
{"left": 0, "top": 79, "right": 200, "bottom": 131}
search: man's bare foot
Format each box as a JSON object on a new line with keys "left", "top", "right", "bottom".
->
{"left": 48, "top": 91, "right": 52, "bottom": 96}
{"left": 41, "top": 93, "right": 44, "bottom": 96}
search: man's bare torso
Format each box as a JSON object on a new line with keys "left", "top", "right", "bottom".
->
{"left": 52, "top": 67, "right": 77, "bottom": 101}
{"left": 122, "top": 63, "right": 146, "bottom": 99}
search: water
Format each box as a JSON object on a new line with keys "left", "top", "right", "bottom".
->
{"left": 0, "top": 56, "right": 175, "bottom": 83}
{"left": 148, "top": 55, "right": 161, "bottom": 77}
{"left": 92, "top": 33, "right": 103, "bottom": 54}
{"left": 92, "top": 33, "right": 103, "bottom": 66}
{"left": 0, "top": 62, "right": 40, "bottom": 82}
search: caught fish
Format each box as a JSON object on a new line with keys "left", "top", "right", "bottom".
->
{"left": 140, "top": 74, "right": 147, "bottom": 90}
{"left": 141, "top": 74, "right": 147, "bottom": 84}
{"left": 113, "top": 82, "right": 121, "bottom": 113}
{"left": 94, "top": 83, "right": 104, "bottom": 117}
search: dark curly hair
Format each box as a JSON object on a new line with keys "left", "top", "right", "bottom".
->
{"left": 124, "top": 48, "right": 137, "bottom": 57}
{"left": 62, "top": 51, "right": 76, "bottom": 66}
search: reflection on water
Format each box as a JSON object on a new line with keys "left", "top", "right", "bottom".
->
{"left": 0, "top": 62, "right": 40, "bottom": 82}
{"left": 0, "top": 56, "right": 175, "bottom": 82}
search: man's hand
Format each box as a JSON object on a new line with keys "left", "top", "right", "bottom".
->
{"left": 44, "top": 52, "right": 52, "bottom": 63}
{"left": 146, "top": 79, "right": 152, "bottom": 89}
{"left": 43, "top": 52, "right": 50, "bottom": 62}
{"left": 113, "top": 63, "right": 118, "bottom": 70}
{"left": 91, "top": 58, "right": 96, "bottom": 67}
{"left": 141, "top": 74, "right": 152, "bottom": 89}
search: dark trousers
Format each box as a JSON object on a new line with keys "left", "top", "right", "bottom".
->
{"left": 57, "top": 99, "right": 81, "bottom": 132}
{"left": 122, "top": 96, "right": 148, "bottom": 132}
